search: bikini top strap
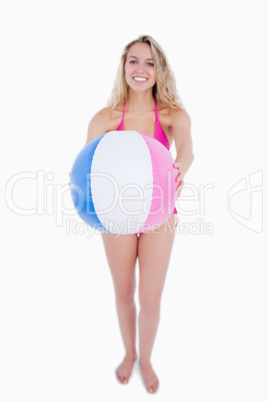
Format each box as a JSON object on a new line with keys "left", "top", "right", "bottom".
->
{"left": 122, "top": 101, "right": 127, "bottom": 116}
{"left": 154, "top": 97, "right": 159, "bottom": 124}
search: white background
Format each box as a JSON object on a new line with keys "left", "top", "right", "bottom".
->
{"left": 1, "top": 0, "right": 267, "bottom": 401}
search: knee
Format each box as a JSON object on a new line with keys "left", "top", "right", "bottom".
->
{"left": 116, "top": 286, "right": 135, "bottom": 304}
{"left": 139, "top": 297, "right": 161, "bottom": 315}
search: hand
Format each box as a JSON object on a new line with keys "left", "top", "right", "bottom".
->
{"left": 173, "top": 162, "right": 184, "bottom": 199}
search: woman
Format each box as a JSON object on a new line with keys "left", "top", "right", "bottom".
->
{"left": 81, "top": 35, "right": 194, "bottom": 393}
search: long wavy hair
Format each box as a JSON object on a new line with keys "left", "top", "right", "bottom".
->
{"left": 106, "top": 35, "right": 185, "bottom": 110}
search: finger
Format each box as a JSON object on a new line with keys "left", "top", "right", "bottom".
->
{"left": 176, "top": 180, "right": 184, "bottom": 189}
{"left": 176, "top": 172, "right": 184, "bottom": 181}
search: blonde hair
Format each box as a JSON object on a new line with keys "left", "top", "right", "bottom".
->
{"left": 106, "top": 35, "right": 185, "bottom": 110}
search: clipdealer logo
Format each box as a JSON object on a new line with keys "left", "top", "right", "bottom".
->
{"left": 4, "top": 169, "right": 264, "bottom": 236}
{"left": 4, "top": 170, "right": 215, "bottom": 236}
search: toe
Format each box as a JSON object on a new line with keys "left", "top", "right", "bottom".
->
{"left": 154, "top": 380, "right": 159, "bottom": 393}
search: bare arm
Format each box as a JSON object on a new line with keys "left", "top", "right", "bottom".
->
{"left": 170, "top": 108, "right": 194, "bottom": 175}
{"left": 169, "top": 109, "right": 194, "bottom": 198}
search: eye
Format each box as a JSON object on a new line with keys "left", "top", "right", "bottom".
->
{"left": 147, "top": 62, "right": 154, "bottom": 67}
{"left": 129, "top": 60, "right": 136, "bottom": 64}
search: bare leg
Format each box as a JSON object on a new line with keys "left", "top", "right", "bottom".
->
{"left": 101, "top": 232, "right": 138, "bottom": 384}
{"left": 137, "top": 214, "right": 176, "bottom": 393}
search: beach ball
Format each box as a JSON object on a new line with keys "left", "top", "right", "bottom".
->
{"left": 70, "top": 130, "right": 178, "bottom": 234}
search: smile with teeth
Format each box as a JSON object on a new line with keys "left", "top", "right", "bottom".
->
{"left": 133, "top": 76, "right": 148, "bottom": 82}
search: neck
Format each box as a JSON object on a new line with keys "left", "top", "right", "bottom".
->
{"left": 126, "top": 90, "right": 155, "bottom": 113}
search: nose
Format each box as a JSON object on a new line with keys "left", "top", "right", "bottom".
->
{"left": 135, "top": 64, "right": 147, "bottom": 74}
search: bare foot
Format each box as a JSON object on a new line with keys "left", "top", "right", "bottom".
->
{"left": 115, "top": 353, "right": 137, "bottom": 384}
{"left": 139, "top": 360, "right": 159, "bottom": 393}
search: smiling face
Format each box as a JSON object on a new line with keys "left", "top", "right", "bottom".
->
{"left": 124, "top": 42, "right": 157, "bottom": 93}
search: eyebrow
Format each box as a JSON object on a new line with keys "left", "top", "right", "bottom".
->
{"left": 128, "top": 55, "right": 154, "bottom": 61}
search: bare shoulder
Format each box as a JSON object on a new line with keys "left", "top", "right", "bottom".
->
{"left": 86, "top": 104, "right": 123, "bottom": 144}
{"left": 158, "top": 102, "right": 191, "bottom": 127}
{"left": 88, "top": 107, "right": 110, "bottom": 132}
{"left": 169, "top": 107, "right": 191, "bottom": 128}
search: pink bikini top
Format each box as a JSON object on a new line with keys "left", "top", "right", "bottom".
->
{"left": 117, "top": 97, "right": 170, "bottom": 150}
